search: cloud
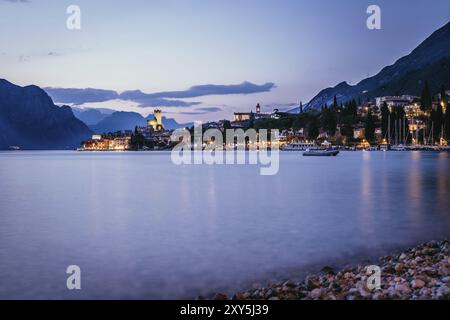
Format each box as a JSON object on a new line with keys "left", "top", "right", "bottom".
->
{"left": 44, "top": 88, "right": 119, "bottom": 105}
{"left": 135, "top": 81, "right": 276, "bottom": 99}
{"left": 195, "top": 107, "right": 222, "bottom": 112}
{"left": 44, "top": 81, "right": 276, "bottom": 107}
{"left": 118, "top": 90, "right": 200, "bottom": 107}
{"left": 168, "top": 107, "right": 223, "bottom": 115}
{"left": 2, "top": 0, "right": 30, "bottom": 3}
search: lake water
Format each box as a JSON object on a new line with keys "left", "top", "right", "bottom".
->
{"left": 0, "top": 151, "right": 449, "bottom": 299}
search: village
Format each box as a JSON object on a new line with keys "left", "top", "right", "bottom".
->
{"left": 79, "top": 86, "right": 450, "bottom": 152}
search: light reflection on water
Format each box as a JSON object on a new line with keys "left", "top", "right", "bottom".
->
{"left": 0, "top": 151, "right": 449, "bottom": 299}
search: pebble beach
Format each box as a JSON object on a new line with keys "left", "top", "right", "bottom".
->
{"left": 208, "top": 240, "right": 450, "bottom": 300}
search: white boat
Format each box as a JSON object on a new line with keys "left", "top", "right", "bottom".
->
{"left": 8, "top": 146, "right": 20, "bottom": 150}
{"left": 391, "top": 145, "right": 407, "bottom": 151}
{"left": 282, "top": 142, "right": 318, "bottom": 151}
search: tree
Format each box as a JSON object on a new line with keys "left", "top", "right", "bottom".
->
{"left": 365, "top": 111, "right": 375, "bottom": 142}
{"left": 307, "top": 117, "right": 320, "bottom": 140}
{"left": 321, "top": 108, "right": 337, "bottom": 135}
{"left": 299, "top": 101, "right": 303, "bottom": 114}
{"left": 333, "top": 95, "right": 338, "bottom": 109}
{"left": 421, "top": 81, "right": 432, "bottom": 111}
{"left": 381, "top": 102, "right": 389, "bottom": 138}
{"left": 431, "top": 102, "right": 444, "bottom": 143}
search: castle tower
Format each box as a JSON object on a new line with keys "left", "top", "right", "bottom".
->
{"left": 154, "top": 109, "right": 162, "bottom": 126}
{"left": 147, "top": 109, "right": 164, "bottom": 131}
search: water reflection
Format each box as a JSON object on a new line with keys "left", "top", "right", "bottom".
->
{"left": 0, "top": 151, "right": 449, "bottom": 299}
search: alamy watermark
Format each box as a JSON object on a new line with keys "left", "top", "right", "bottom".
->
{"left": 366, "top": 265, "right": 381, "bottom": 290}
{"left": 66, "top": 265, "right": 81, "bottom": 290}
{"left": 66, "top": 5, "right": 81, "bottom": 30}
{"left": 366, "top": 5, "right": 381, "bottom": 30}
{"left": 170, "top": 123, "right": 280, "bottom": 176}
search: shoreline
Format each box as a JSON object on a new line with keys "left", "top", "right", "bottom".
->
{"left": 206, "top": 240, "right": 450, "bottom": 300}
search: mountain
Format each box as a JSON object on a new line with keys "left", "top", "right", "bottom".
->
{"left": 304, "top": 21, "right": 450, "bottom": 111}
{"left": 89, "top": 111, "right": 192, "bottom": 133}
{"left": 0, "top": 79, "right": 92, "bottom": 150}
{"left": 145, "top": 115, "right": 193, "bottom": 131}
{"left": 72, "top": 107, "right": 115, "bottom": 125}
{"left": 89, "top": 111, "right": 147, "bottom": 133}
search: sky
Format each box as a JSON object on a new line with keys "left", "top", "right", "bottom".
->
{"left": 0, "top": 0, "right": 449, "bottom": 122}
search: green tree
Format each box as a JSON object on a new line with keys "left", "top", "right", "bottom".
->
{"left": 421, "top": 81, "right": 432, "bottom": 112}
{"left": 431, "top": 102, "right": 444, "bottom": 143}
{"left": 307, "top": 117, "right": 320, "bottom": 140}
{"left": 365, "top": 111, "right": 375, "bottom": 142}
{"left": 321, "top": 108, "right": 337, "bottom": 135}
{"left": 333, "top": 95, "right": 338, "bottom": 109}
{"left": 381, "top": 102, "right": 389, "bottom": 138}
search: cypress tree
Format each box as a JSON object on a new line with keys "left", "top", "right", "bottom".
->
{"left": 365, "top": 110, "right": 375, "bottom": 142}
{"left": 420, "top": 81, "right": 432, "bottom": 112}
{"left": 381, "top": 102, "right": 389, "bottom": 138}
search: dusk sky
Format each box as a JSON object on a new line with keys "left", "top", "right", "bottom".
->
{"left": 1, "top": 0, "right": 449, "bottom": 122}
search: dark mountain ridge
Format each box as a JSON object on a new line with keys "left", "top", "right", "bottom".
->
{"left": 303, "top": 21, "right": 450, "bottom": 110}
{"left": 0, "top": 79, "right": 92, "bottom": 149}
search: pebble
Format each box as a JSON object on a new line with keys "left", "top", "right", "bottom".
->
{"left": 221, "top": 240, "right": 449, "bottom": 301}
{"left": 411, "top": 279, "right": 426, "bottom": 289}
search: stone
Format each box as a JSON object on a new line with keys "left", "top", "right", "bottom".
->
{"left": 356, "top": 281, "right": 371, "bottom": 298}
{"left": 395, "top": 283, "right": 412, "bottom": 295}
{"left": 435, "top": 286, "right": 450, "bottom": 300}
{"left": 213, "top": 293, "right": 228, "bottom": 300}
{"left": 395, "top": 263, "right": 405, "bottom": 273}
{"left": 305, "top": 275, "right": 321, "bottom": 290}
{"left": 283, "top": 280, "right": 295, "bottom": 287}
{"left": 321, "top": 266, "right": 335, "bottom": 275}
{"left": 310, "top": 288, "right": 323, "bottom": 300}
{"left": 411, "top": 279, "right": 426, "bottom": 289}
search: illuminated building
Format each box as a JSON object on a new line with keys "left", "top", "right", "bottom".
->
{"left": 147, "top": 109, "right": 164, "bottom": 131}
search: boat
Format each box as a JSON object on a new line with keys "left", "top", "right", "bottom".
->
{"left": 282, "top": 142, "right": 318, "bottom": 151}
{"left": 303, "top": 149, "right": 339, "bottom": 157}
{"left": 390, "top": 145, "right": 407, "bottom": 151}
{"left": 364, "top": 146, "right": 379, "bottom": 151}
{"left": 8, "top": 146, "right": 20, "bottom": 150}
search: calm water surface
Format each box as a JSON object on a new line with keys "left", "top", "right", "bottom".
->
{"left": 0, "top": 151, "right": 449, "bottom": 299}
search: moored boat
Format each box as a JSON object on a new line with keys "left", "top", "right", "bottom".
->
{"left": 282, "top": 142, "right": 317, "bottom": 151}
{"left": 303, "top": 149, "right": 339, "bottom": 157}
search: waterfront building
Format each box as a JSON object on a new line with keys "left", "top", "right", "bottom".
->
{"left": 233, "top": 103, "right": 273, "bottom": 122}
{"left": 81, "top": 134, "right": 132, "bottom": 151}
{"left": 353, "top": 127, "right": 365, "bottom": 139}
{"left": 91, "top": 134, "right": 102, "bottom": 140}
{"left": 233, "top": 112, "right": 253, "bottom": 122}
{"left": 375, "top": 95, "right": 419, "bottom": 109}
{"left": 375, "top": 127, "right": 383, "bottom": 140}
